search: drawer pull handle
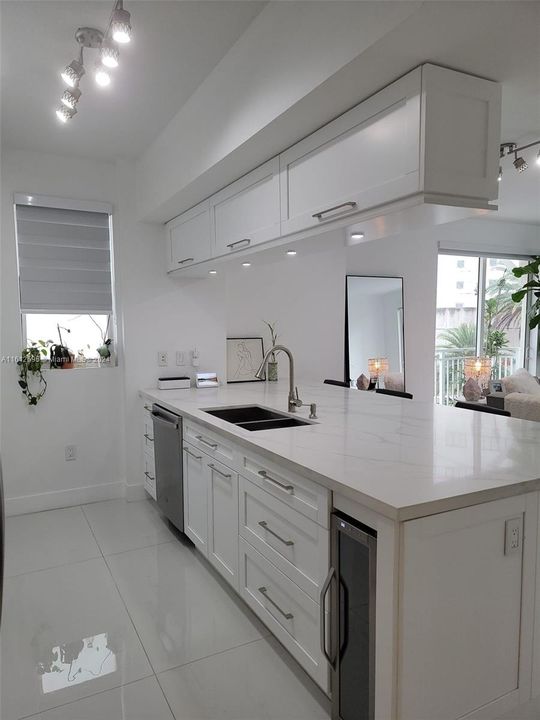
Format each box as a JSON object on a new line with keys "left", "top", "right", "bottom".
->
{"left": 144, "top": 471, "right": 155, "bottom": 481}
{"left": 258, "top": 470, "right": 294, "bottom": 494}
{"left": 208, "top": 463, "right": 232, "bottom": 479}
{"left": 258, "top": 586, "right": 294, "bottom": 620}
{"left": 144, "top": 433, "right": 154, "bottom": 442}
{"left": 226, "top": 238, "right": 251, "bottom": 250}
{"left": 312, "top": 201, "right": 357, "bottom": 220}
{"left": 196, "top": 435, "right": 218, "bottom": 450}
{"left": 258, "top": 520, "right": 294, "bottom": 546}
{"left": 177, "top": 257, "right": 194, "bottom": 265}
{"left": 184, "top": 446, "right": 202, "bottom": 460}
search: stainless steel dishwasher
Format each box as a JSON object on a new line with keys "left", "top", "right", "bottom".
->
{"left": 151, "top": 404, "right": 184, "bottom": 532}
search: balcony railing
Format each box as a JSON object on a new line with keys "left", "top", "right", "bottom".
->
{"left": 434, "top": 349, "right": 519, "bottom": 406}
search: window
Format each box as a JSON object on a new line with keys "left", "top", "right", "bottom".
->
{"left": 435, "top": 253, "right": 530, "bottom": 405}
{"left": 15, "top": 197, "right": 115, "bottom": 366}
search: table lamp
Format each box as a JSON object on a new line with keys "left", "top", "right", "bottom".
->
{"left": 464, "top": 356, "right": 492, "bottom": 389}
{"left": 368, "top": 357, "right": 389, "bottom": 388}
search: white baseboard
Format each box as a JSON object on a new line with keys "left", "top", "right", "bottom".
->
{"left": 125, "top": 483, "right": 148, "bottom": 502}
{"left": 5, "top": 481, "right": 125, "bottom": 517}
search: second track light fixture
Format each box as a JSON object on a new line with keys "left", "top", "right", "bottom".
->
{"left": 55, "top": 1, "right": 132, "bottom": 123}
{"left": 499, "top": 140, "right": 540, "bottom": 181}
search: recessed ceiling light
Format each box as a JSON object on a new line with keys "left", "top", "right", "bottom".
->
{"left": 242, "top": 262, "right": 251, "bottom": 267}
{"left": 208, "top": 270, "right": 217, "bottom": 275}
{"left": 350, "top": 232, "right": 365, "bottom": 241}
{"left": 111, "top": 2, "right": 132, "bottom": 44}
{"left": 286, "top": 250, "right": 297, "bottom": 256}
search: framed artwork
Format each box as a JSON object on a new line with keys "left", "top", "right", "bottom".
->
{"left": 488, "top": 380, "right": 506, "bottom": 396}
{"left": 227, "top": 337, "right": 265, "bottom": 383}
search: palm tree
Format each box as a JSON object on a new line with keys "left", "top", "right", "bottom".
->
{"left": 437, "top": 324, "right": 476, "bottom": 355}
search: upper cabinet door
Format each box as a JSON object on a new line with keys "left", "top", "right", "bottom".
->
{"left": 211, "top": 158, "right": 280, "bottom": 257}
{"left": 279, "top": 69, "right": 422, "bottom": 237}
{"left": 166, "top": 199, "right": 212, "bottom": 272}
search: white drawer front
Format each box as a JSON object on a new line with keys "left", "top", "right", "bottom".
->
{"left": 239, "top": 450, "right": 329, "bottom": 527}
{"left": 143, "top": 451, "right": 156, "bottom": 501}
{"left": 239, "top": 537, "right": 328, "bottom": 691}
{"left": 239, "top": 476, "right": 328, "bottom": 601}
{"left": 207, "top": 458, "right": 239, "bottom": 590}
{"left": 184, "top": 420, "right": 235, "bottom": 467}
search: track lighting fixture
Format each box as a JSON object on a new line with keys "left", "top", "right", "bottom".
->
{"left": 55, "top": 2, "right": 132, "bottom": 123}
{"left": 56, "top": 105, "right": 77, "bottom": 123}
{"left": 61, "top": 49, "right": 85, "bottom": 88}
{"left": 111, "top": 1, "right": 132, "bottom": 44}
{"left": 513, "top": 153, "right": 528, "bottom": 173}
{"left": 498, "top": 140, "right": 540, "bottom": 181}
{"left": 94, "top": 62, "right": 111, "bottom": 87}
{"left": 100, "top": 41, "right": 119, "bottom": 68}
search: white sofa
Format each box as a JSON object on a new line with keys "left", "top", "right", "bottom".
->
{"left": 501, "top": 369, "right": 540, "bottom": 422}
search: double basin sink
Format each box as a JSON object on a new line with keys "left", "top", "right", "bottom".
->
{"left": 204, "top": 405, "right": 314, "bottom": 432}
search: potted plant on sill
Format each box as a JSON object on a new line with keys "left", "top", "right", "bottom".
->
{"left": 50, "top": 324, "right": 74, "bottom": 368}
{"left": 91, "top": 316, "right": 113, "bottom": 365}
{"left": 17, "top": 339, "right": 51, "bottom": 405}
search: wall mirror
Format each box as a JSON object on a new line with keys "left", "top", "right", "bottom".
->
{"left": 345, "top": 275, "right": 405, "bottom": 390}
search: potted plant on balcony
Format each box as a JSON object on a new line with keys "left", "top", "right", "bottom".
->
{"left": 512, "top": 256, "right": 540, "bottom": 330}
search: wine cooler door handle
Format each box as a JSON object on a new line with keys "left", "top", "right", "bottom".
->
{"left": 320, "top": 566, "right": 337, "bottom": 667}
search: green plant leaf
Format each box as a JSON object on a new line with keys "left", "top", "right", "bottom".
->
{"left": 18, "top": 380, "right": 27, "bottom": 389}
{"left": 511, "top": 290, "right": 527, "bottom": 302}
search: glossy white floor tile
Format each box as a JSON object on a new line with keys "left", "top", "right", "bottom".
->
{"left": 23, "top": 676, "right": 174, "bottom": 720}
{"left": 158, "top": 636, "right": 330, "bottom": 720}
{"left": 1, "top": 557, "right": 152, "bottom": 720}
{"left": 82, "top": 499, "right": 175, "bottom": 556}
{"left": 106, "top": 540, "right": 266, "bottom": 673}
{"left": 4, "top": 506, "right": 101, "bottom": 577}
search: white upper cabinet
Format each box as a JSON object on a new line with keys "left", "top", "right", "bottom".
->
{"left": 280, "top": 69, "right": 422, "bottom": 237}
{"left": 280, "top": 64, "right": 501, "bottom": 237}
{"left": 166, "top": 199, "right": 212, "bottom": 271}
{"left": 210, "top": 158, "right": 280, "bottom": 257}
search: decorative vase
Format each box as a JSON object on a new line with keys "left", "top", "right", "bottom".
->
{"left": 267, "top": 361, "right": 278, "bottom": 382}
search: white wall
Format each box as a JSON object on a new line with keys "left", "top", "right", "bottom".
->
{"left": 0, "top": 149, "right": 123, "bottom": 514}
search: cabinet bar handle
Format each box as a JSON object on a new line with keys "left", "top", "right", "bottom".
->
{"left": 320, "top": 566, "right": 336, "bottom": 667}
{"left": 144, "top": 471, "right": 155, "bottom": 481}
{"left": 184, "top": 446, "right": 202, "bottom": 460}
{"left": 196, "top": 435, "right": 218, "bottom": 450}
{"left": 258, "top": 586, "right": 294, "bottom": 620}
{"left": 258, "top": 520, "right": 294, "bottom": 546}
{"left": 226, "top": 238, "right": 251, "bottom": 249}
{"left": 258, "top": 469, "right": 294, "bottom": 494}
{"left": 312, "top": 201, "right": 357, "bottom": 220}
{"left": 177, "top": 257, "right": 194, "bottom": 265}
{"left": 208, "top": 463, "right": 232, "bottom": 479}
{"left": 144, "top": 433, "right": 154, "bottom": 442}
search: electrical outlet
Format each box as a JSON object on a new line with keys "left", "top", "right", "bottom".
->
{"left": 505, "top": 517, "right": 523, "bottom": 555}
{"left": 176, "top": 351, "right": 185, "bottom": 366}
{"left": 65, "top": 445, "right": 77, "bottom": 461}
{"left": 158, "top": 351, "right": 168, "bottom": 367}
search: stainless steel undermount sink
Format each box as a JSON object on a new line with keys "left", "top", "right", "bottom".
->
{"left": 203, "top": 405, "right": 314, "bottom": 431}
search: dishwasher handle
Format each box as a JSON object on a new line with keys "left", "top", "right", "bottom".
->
{"left": 151, "top": 405, "right": 181, "bottom": 429}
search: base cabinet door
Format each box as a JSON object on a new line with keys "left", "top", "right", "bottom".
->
{"left": 207, "top": 459, "right": 239, "bottom": 589}
{"left": 183, "top": 442, "right": 208, "bottom": 554}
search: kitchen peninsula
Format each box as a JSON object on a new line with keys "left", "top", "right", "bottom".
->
{"left": 140, "top": 381, "right": 540, "bottom": 720}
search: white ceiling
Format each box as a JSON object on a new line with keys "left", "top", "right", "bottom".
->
{"left": 0, "top": 1, "right": 265, "bottom": 159}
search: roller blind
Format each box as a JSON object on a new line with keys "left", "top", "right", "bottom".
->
{"left": 16, "top": 204, "right": 112, "bottom": 314}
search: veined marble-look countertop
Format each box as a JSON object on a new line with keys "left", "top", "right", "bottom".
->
{"left": 140, "top": 381, "right": 540, "bottom": 521}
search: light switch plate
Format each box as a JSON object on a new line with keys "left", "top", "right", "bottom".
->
{"left": 157, "top": 351, "right": 168, "bottom": 367}
{"left": 176, "top": 351, "right": 185, "bottom": 366}
{"left": 504, "top": 516, "right": 523, "bottom": 555}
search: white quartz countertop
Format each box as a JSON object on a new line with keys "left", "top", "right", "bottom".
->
{"left": 140, "top": 381, "right": 540, "bottom": 521}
